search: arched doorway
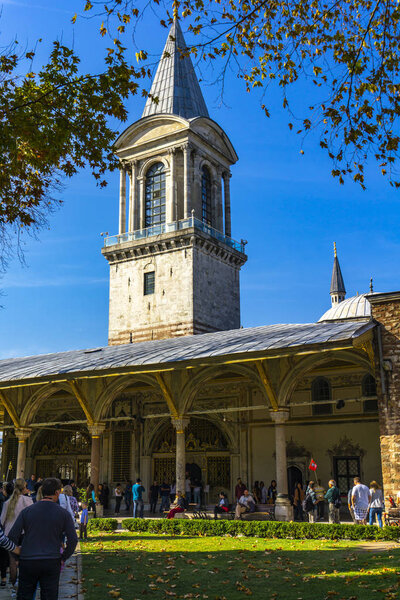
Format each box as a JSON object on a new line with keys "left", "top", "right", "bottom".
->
{"left": 152, "top": 417, "right": 231, "bottom": 501}
{"left": 287, "top": 465, "right": 303, "bottom": 499}
{"left": 31, "top": 428, "right": 91, "bottom": 485}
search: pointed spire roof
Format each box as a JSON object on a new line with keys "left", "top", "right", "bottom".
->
{"left": 330, "top": 242, "right": 346, "bottom": 295}
{"left": 142, "top": 20, "right": 209, "bottom": 120}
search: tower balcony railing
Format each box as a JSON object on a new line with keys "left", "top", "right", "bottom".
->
{"left": 103, "top": 216, "right": 246, "bottom": 253}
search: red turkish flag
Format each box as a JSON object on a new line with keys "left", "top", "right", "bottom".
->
{"left": 309, "top": 458, "right": 317, "bottom": 471}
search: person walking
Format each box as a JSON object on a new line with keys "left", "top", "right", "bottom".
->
{"left": 347, "top": 488, "right": 356, "bottom": 522}
{"left": 9, "top": 477, "right": 77, "bottom": 600}
{"left": 63, "top": 485, "right": 79, "bottom": 518}
{"left": 149, "top": 481, "right": 159, "bottom": 514}
{"left": 159, "top": 481, "right": 171, "bottom": 513}
{"left": 351, "top": 477, "right": 371, "bottom": 524}
{"left": 324, "top": 479, "right": 341, "bottom": 524}
{"left": 80, "top": 502, "right": 89, "bottom": 540}
{"left": 369, "top": 481, "right": 384, "bottom": 528}
{"left": 59, "top": 487, "right": 75, "bottom": 522}
{"left": 132, "top": 478, "right": 145, "bottom": 518}
{"left": 293, "top": 482, "right": 305, "bottom": 521}
{"left": 114, "top": 484, "right": 123, "bottom": 514}
{"left": 1, "top": 478, "right": 33, "bottom": 535}
{"left": 86, "top": 484, "right": 97, "bottom": 517}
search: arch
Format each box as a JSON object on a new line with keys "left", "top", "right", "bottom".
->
{"left": 278, "top": 350, "right": 373, "bottom": 407}
{"left": 145, "top": 162, "right": 166, "bottom": 227}
{"left": 181, "top": 363, "right": 265, "bottom": 415}
{"left": 362, "top": 373, "right": 377, "bottom": 397}
{"left": 94, "top": 373, "right": 162, "bottom": 422}
{"left": 201, "top": 165, "right": 212, "bottom": 225}
{"left": 20, "top": 382, "right": 80, "bottom": 427}
{"left": 138, "top": 155, "right": 170, "bottom": 178}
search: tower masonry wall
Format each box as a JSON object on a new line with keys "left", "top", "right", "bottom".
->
{"left": 369, "top": 294, "right": 400, "bottom": 498}
{"left": 108, "top": 246, "right": 195, "bottom": 344}
{"left": 193, "top": 247, "right": 241, "bottom": 333}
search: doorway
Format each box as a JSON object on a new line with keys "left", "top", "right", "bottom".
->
{"left": 287, "top": 465, "right": 303, "bottom": 499}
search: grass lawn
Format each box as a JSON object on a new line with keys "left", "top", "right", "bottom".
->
{"left": 80, "top": 532, "right": 400, "bottom": 600}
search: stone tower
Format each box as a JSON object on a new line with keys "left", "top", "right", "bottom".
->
{"left": 102, "top": 20, "right": 247, "bottom": 344}
{"left": 330, "top": 242, "right": 346, "bottom": 306}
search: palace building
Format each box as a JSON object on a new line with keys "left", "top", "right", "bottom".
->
{"left": 0, "top": 20, "right": 399, "bottom": 520}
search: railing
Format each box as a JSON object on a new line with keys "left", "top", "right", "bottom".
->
{"left": 104, "top": 217, "right": 246, "bottom": 253}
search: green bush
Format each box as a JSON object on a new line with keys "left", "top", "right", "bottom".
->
{"left": 121, "top": 518, "right": 400, "bottom": 541}
{"left": 87, "top": 518, "right": 119, "bottom": 532}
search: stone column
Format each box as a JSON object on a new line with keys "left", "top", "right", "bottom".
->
{"left": 88, "top": 423, "right": 106, "bottom": 491}
{"left": 128, "top": 161, "right": 138, "bottom": 232}
{"left": 119, "top": 168, "right": 126, "bottom": 234}
{"left": 270, "top": 410, "right": 293, "bottom": 521}
{"left": 15, "top": 428, "right": 31, "bottom": 479}
{"left": 172, "top": 417, "right": 189, "bottom": 498}
{"left": 168, "top": 149, "right": 176, "bottom": 223}
{"left": 183, "top": 143, "right": 191, "bottom": 218}
{"left": 138, "top": 177, "right": 145, "bottom": 229}
{"left": 215, "top": 168, "right": 223, "bottom": 232}
{"left": 223, "top": 171, "right": 232, "bottom": 237}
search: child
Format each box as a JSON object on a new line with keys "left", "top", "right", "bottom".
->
{"left": 80, "top": 502, "right": 89, "bottom": 540}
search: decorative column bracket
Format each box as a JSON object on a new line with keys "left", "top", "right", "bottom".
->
{"left": 254, "top": 361, "right": 279, "bottom": 410}
{"left": 68, "top": 380, "right": 95, "bottom": 426}
{"left": 0, "top": 390, "right": 21, "bottom": 429}
{"left": 156, "top": 373, "right": 179, "bottom": 418}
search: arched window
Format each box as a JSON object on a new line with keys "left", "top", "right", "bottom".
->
{"left": 145, "top": 162, "right": 166, "bottom": 227}
{"left": 362, "top": 374, "right": 377, "bottom": 397}
{"left": 312, "top": 377, "right": 332, "bottom": 415}
{"left": 201, "top": 166, "right": 212, "bottom": 225}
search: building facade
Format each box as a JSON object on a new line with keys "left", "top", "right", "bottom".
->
{"left": 0, "top": 20, "right": 398, "bottom": 521}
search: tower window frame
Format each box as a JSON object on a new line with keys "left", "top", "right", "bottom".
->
{"left": 144, "top": 271, "right": 155, "bottom": 296}
{"left": 312, "top": 376, "right": 332, "bottom": 415}
{"left": 145, "top": 162, "right": 166, "bottom": 227}
{"left": 362, "top": 374, "right": 378, "bottom": 413}
{"left": 201, "top": 165, "right": 212, "bottom": 226}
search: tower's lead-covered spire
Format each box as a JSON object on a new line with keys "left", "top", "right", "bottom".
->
{"left": 142, "top": 19, "right": 209, "bottom": 119}
{"left": 330, "top": 242, "right": 346, "bottom": 305}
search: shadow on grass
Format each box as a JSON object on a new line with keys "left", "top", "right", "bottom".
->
{"left": 80, "top": 538, "right": 400, "bottom": 600}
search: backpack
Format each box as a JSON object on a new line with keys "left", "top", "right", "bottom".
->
{"left": 302, "top": 493, "right": 314, "bottom": 513}
{"left": 333, "top": 488, "right": 341, "bottom": 509}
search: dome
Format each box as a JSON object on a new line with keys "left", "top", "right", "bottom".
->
{"left": 318, "top": 293, "right": 372, "bottom": 322}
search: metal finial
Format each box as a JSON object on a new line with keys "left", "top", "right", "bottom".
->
{"left": 370, "top": 277, "right": 374, "bottom": 293}
{"left": 172, "top": 1, "right": 179, "bottom": 19}
{"left": 333, "top": 242, "right": 337, "bottom": 258}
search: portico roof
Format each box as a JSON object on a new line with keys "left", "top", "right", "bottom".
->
{"left": 0, "top": 320, "right": 374, "bottom": 387}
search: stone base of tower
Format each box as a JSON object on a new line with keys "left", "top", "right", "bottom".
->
{"left": 379, "top": 434, "right": 400, "bottom": 499}
{"left": 109, "top": 319, "right": 224, "bottom": 345}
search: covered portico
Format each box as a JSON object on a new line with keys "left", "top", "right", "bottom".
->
{"left": 0, "top": 319, "right": 378, "bottom": 520}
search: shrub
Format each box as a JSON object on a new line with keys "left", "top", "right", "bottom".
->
{"left": 121, "top": 518, "right": 400, "bottom": 541}
{"left": 87, "top": 518, "right": 119, "bottom": 532}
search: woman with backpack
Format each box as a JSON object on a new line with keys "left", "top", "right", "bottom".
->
{"left": 303, "top": 481, "right": 318, "bottom": 522}
{"left": 324, "top": 479, "right": 341, "bottom": 524}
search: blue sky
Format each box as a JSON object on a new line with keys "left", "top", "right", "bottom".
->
{"left": 1, "top": 0, "right": 399, "bottom": 358}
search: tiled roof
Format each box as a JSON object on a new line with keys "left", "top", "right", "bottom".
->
{"left": 0, "top": 320, "right": 374, "bottom": 385}
{"left": 142, "top": 19, "right": 209, "bottom": 119}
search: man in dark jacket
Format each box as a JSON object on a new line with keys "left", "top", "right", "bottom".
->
{"left": 9, "top": 477, "right": 78, "bottom": 600}
{"left": 324, "top": 479, "right": 341, "bottom": 524}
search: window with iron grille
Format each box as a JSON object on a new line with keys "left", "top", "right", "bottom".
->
{"left": 112, "top": 430, "right": 131, "bottom": 482}
{"left": 207, "top": 456, "right": 230, "bottom": 488}
{"left": 201, "top": 166, "right": 212, "bottom": 225}
{"left": 333, "top": 456, "right": 361, "bottom": 494}
{"left": 145, "top": 162, "right": 166, "bottom": 227}
{"left": 144, "top": 271, "right": 155, "bottom": 296}
{"left": 312, "top": 377, "right": 332, "bottom": 415}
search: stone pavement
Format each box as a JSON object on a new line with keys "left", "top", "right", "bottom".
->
{"left": 0, "top": 546, "right": 82, "bottom": 600}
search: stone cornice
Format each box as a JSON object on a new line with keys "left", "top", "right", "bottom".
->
{"left": 102, "top": 228, "right": 247, "bottom": 267}
{"left": 367, "top": 291, "right": 400, "bottom": 304}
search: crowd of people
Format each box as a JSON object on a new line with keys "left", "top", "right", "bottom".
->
{"left": 0, "top": 475, "right": 78, "bottom": 600}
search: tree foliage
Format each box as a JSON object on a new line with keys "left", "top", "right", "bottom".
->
{"left": 86, "top": 0, "right": 400, "bottom": 189}
{"left": 0, "top": 34, "right": 146, "bottom": 269}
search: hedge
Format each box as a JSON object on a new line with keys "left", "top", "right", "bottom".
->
{"left": 87, "top": 518, "right": 119, "bottom": 532}
{"left": 121, "top": 518, "right": 400, "bottom": 541}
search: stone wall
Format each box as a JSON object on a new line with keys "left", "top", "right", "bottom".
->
{"left": 368, "top": 292, "right": 400, "bottom": 498}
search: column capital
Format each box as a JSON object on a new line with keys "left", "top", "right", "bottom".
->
{"left": 223, "top": 170, "right": 232, "bottom": 181}
{"left": 88, "top": 422, "right": 106, "bottom": 437}
{"left": 171, "top": 416, "right": 190, "bottom": 433}
{"left": 15, "top": 427, "right": 32, "bottom": 441}
{"left": 168, "top": 147, "right": 177, "bottom": 156}
{"left": 270, "top": 409, "right": 290, "bottom": 424}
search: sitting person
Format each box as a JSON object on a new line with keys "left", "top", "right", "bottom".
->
{"left": 214, "top": 492, "right": 229, "bottom": 519}
{"left": 166, "top": 491, "right": 186, "bottom": 519}
{"left": 235, "top": 489, "right": 256, "bottom": 519}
